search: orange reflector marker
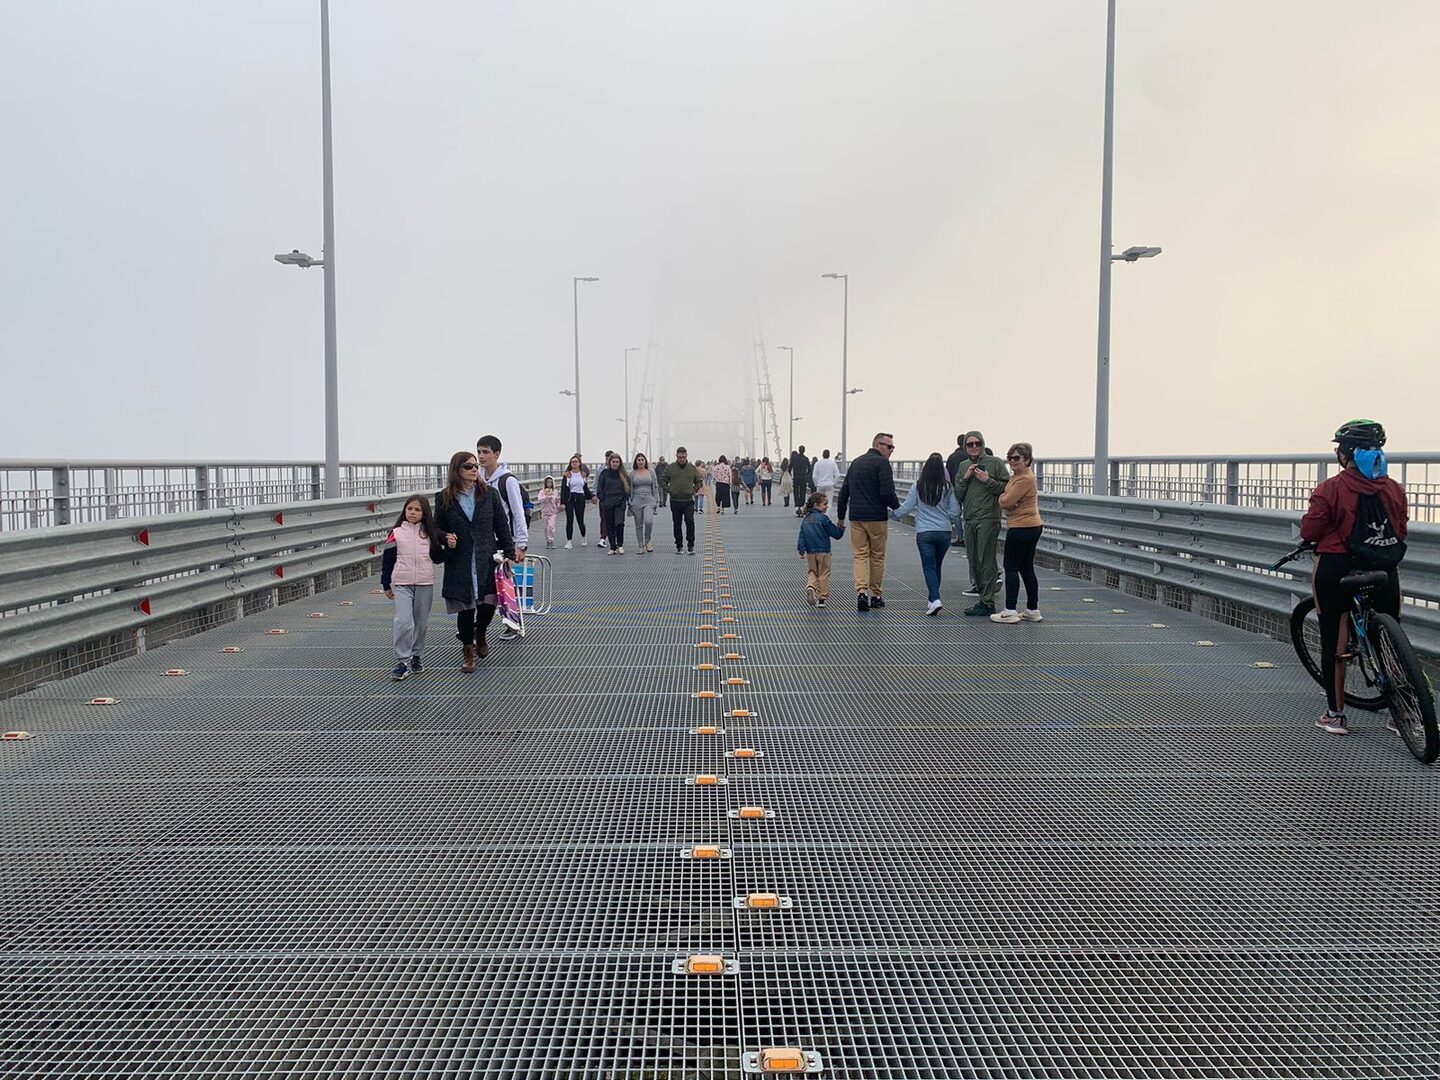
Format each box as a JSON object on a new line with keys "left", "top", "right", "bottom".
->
{"left": 746, "top": 1047, "right": 819, "bottom": 1074}
{"left": 695, "top": 642, "right": 717, "bottom": 649}
{"left": 3, "top": 731, "right": 34, "bottom": 741}
{"left": 687, "top": 845, "right": 729, "bottom": 859}
{"left": 726, "top": 677, "right": 749, "bottom": 686}
{"left": 721, "top": 604, "right": 735, "bottom": 610}
{"left": 722, "top": 617, "right": 736, "bottom": 624}
{"left": 268, "top": 629, "right": 287, "bottom": 635}
{"left": 722, "top": 653, "right": 745, "bottom": 661}
{"left": 679, "top": 955, "right": 735, "bottom": 975}
{"left": 88, "top": 698, "right": 116, "bottom": 706}
{"left": 738, "top": 806, "right": 768, "bottom": 819}
{"left": 691, "top": 726, "right": 724, "bottom": 736}
{"left": 221, "top": 647, "right": 244, "bottom": 654}
{"left": 721, "top": 633, "right": 740, "bottom": 640}
{"left": 696, "top": 624, "right": 717, "bottom": 631}
{"left": 163, "top": 669, "right": 188, "bottom": 677}
{"left": 688, "top": 774, "right": 727, "bottom": 786}
{"left": 691, "top": 691, "right": 719, "bottom": 700}
{"left": 737, "top": 892, "right": 791, "bottom": 910}
{"left": 339, "top": 600, "right": 354, "bottom": 606}
{"left": 730, "top": 747, "right": 762, "bottom": 758}
{"left": 727, "top": 710, "right": 754, "bottom": 719}
{"left": 309, "top": 612, "right": 327, "bottom": 619}
{"left": 695, "top": 662, "right": 717, "bottom": 671}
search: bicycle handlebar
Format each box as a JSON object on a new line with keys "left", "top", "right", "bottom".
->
{"left": 1270, "top": 539, "right": 1317, "bottom": 572}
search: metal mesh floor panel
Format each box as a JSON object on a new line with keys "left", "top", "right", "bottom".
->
{"left": 2, "top": 508, "right": 1436, "bottom": 1076}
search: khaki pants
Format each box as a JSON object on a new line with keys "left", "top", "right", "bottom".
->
{"left": 805, "top": 553, "right": 833, "bottom": 599}
{"left": 849, "top": 519, "right": 889, "bottom": 596}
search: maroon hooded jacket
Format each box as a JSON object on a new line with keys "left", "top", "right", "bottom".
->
{"left": 1300, "top": 468, "right": 1409, "bottom": 555}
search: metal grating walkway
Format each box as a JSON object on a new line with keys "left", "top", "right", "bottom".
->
{"left": 1, "top": 507, "right": 1437, "bottom": 1077}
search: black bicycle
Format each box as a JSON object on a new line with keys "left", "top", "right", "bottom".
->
{"left": 1273, "top": 541, "right": 1437, "bottom": 763}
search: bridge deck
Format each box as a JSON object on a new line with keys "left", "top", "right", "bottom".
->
{"left": 1, "top": 506, "right": 1435, "bottom": 1078}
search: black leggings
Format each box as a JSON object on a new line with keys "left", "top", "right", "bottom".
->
{"left": 1314, "top": 553, "right": 1401, "bottom": 712}
{"left": 565, "top": 497, "right": 587, "bottom": 539}
{"left": 1003, "top": 526, "right": 1043, "bottom": 612}
{"left": 456, "top": 604, "right": 496, "bottom": 645}
{"left": 605, "top": 504, "right": 626, "bottom": 547}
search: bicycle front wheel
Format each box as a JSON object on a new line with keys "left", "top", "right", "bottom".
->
{"left": 1289, "top": 597, "right": 1386, "bottom": 712}
{"left": 1371, "top": 613, "right": 1439, "bottom": 764}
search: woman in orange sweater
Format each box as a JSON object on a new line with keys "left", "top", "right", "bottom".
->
{"left": 992, "top": 442, "right": 1045, "bottom": 624}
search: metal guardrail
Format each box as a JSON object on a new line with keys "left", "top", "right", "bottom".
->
{"left": 0, "top": 460, "right": 556, "bottom": 532}
{"left": 886, "top": 454, "right": 1440, "bottom": 522}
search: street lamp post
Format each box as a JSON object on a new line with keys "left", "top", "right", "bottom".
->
{"left": 623, "top": 346, "right": 640, "bottom": 456}
{"left": 572, "top": 276, "right": 599, "bottom": 457}
{"left": 777, "top": 346, "right": 794, "bottom": 451}
{"left": 822, "top": 274, "right": 848, "bottom": 465}
{"left": 273, "top": 0, "right": 340, "bottom": 498}
{"left": 1092, "top": 0, "right": 1162, "bottom": 495}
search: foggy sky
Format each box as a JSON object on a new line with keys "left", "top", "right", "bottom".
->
{"left": 2, "top": 1, "right": 1437, "bottom": 466}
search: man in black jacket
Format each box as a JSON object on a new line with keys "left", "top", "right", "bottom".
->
{"left": 836, "top": 432, "right": 899, "bottom": 611}
{"left": 790, "top": 446, "right": 811, "bottom": 517}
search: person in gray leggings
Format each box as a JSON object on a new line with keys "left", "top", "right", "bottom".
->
{"left": 628, "top": 453, "right": 660, "bottom": 553}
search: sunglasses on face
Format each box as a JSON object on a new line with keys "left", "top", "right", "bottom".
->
{"left": 1007, "top": 454, "right": 1024, "bottom": 462}
{"left": 461, "top": 463, "right": 479, "bottom": 470}
{"left": 966, "top": 442, "right": 982, "bottom": 448}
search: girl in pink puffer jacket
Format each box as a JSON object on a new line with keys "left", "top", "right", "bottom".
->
{"left": 380, "top": 495, "right": 443, "bottom": 681}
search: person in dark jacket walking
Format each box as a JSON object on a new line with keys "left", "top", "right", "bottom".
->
{"left": 434, "top": 450, "right": 516, "bottom": 672}
{"left": 790, "top": 446, "right": 811, "bottom": 517}
{"left": 660, "top": 446, "right": 703, "bottom": 554}
{"left": 596, "top": 453, "right": 631, "bottom": 554}
{"left": 836, "top": 433, "right": 900, "bottom": 611}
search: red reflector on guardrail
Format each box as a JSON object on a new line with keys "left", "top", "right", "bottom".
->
{"left": 135, "top": 528, "right": 150, "bottom": 546}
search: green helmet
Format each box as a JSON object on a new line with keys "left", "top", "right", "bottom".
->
{"left": 1333, "top": 419, "right": 1386, "bottom": 449}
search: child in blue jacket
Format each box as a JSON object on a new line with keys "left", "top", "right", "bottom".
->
{"left": 797, "top": 491, "right": 845, "bottom": 607}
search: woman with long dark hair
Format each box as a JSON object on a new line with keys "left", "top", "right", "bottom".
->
{"left": 561, "top": 454, "right": 592, "bottom": 549}
{"left": 434, "top": 450, "right": 515, "bottom": 671}
{"left": 892, "top": 452, "right": 960, "bottom": 615}
{"left": 596, "top": 452, "right": 632, "bottom": 555}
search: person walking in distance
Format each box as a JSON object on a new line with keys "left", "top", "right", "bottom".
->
{"left": 991, "top": 443, "right": 1046, "bottom": 624}
{"left": 759, "top": 457, "right": 774, "bottom": 505}
{"left": 811, "top": 449, "right": 839, "bottom": 507}
{"left": 596, "top": 453, "right": 631, "bottom": 555}
{"left": 955, "top": 430, "right": 1009, "bottom": 617}
{"left": 628, "top": 452, "right": 660, "bottom": 553}
{"left": 778, "top": 459, "right": 793, "bottom": 508}
{"left": 537, "top": 476, "right": 562, "bottom": 550}
{"left": 945, "top": 435, "right": 968, "bottom": 549}
{"left": 740, "top": 458, "right": 758, "bottom": 506}
{"left": 797, "top": 490, "right": 845, "bottom": 608}
{"left": 381, "top": 495, "right": 444, "bottom": 679}
{"left": 893, "top": 453, "right": 960, "bottom": 615}
{"left": 711, "top": 456, "right": 733, "bottom": 514}
{"left": 434, "top": 450, "right": 515, "bottom": 672}
{"left": 790, "top": 446, "right": 811, "bottom": 517}
{"left": 561, "top": 455, "right": 593, "bottom": 549}
{"left": 476, "top": 435, "right": 529, "bottom": 640}
{"left": 836, "top": 433, "right": 900, "bottom": 611}
{"left": 597, "top": 448, "right": 616, "bottom": 548}
{"left": 654, "top": 455, "right": 670, "bottom": 508}
{"left": 661, "top": 447, "right": 702, "bottom": 554}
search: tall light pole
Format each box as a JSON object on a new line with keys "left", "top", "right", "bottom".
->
{"left": 821, "top": 274, "right": 848, "bottom": 464}
{"left": 777, "top": 346, "right": 794, "bottom": 451}
{"left": 273, "top": 0, "right": 340, "bottom": 498}
{"left": 572, "top": 276, "right": 599, "bottom": 457}
{"left": 1092, "top": 0, "right": 1118, "bottom": 497}
{"left": 623, "top": 346, "right": 640, "bottom": 455}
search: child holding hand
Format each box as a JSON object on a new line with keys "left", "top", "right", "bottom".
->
{"left": 538, "top": 476, "right": 562, "bottom": 549}
{"left": 381, "top": 495, "right": 444, "bottom": 680}
{"left": 797, "top": 491, "right": 845, "bottom": 608}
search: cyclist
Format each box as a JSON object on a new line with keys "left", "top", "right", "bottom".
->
{"left": 1299, "top": 419, "right": 1409, "bottom": 735}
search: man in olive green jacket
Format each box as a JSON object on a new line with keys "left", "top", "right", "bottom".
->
{"left": 953, "top": 429, "right": 1009, "bottom": 615}
{"left": 660, "top": 447, "right": 703, "bottom": 554}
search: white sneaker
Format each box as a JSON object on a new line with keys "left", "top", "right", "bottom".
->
{"left": 564, "top": 541, "right": 573, "bottom": 550}
{"left": 1020, "top": 609, "right": 1044, "bottom": 622}
{"left": 990, "top": 610, "right": 1021, "bottom": 624}
{"left": 925, "top": 600, "right": 943, "bottom": 616}
{"left": 598, "top": 539, "right": 608, "bottom": 549}
{"left": 616, "top": 547, "right": 625, "bottom": 554}
{"left": 581, "top": 539, "right": 588, "bottom": 547}
{"left": 646, "top": 544, "right": 653, "bottom": 553}
{"left": 607, "top": 548, "right": 616, "bottom": 556}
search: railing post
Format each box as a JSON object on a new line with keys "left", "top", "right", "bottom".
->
{"left": 1225, "top": 460, "right": 1240, "bottom": 506}
{"left": 195, "top": 465, "right": 211, "bottom": 511}
{"left": 385, "top": 465, "right": 398, "bottom": 494}
{"left": 310, "top": 466, "right": 323, "bottom": 502}
{"left": 104, "top": 468, "right": 120, "bottom": 519}
{"left": 1108, "top": 459, "right": 1120, "bottom": 498}
{"left": 52, "top": 466, "right": 72, "bottom": 526}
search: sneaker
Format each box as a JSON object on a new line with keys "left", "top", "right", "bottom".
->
{"left": 857, "top": 593, "right": 870, "bottom": 612}
{"left": 607, "top": 548, "right": 617, "bottom": 556}
{"left": 546, "top": 541, "right": 555, "bottom": 550}
{"left": 390, "top": 662, "right": 410, "bottom": 681}
{"left": 616, "top": 546, "right": 625, "bottom": 554}
{"left": 598, "top": 538, "right": 608, "bottom": 549}
{"left": 1020, "top": 610, "right": 1044, "bottom": 622}
{"left": 677, "top": 546, "right": 684, "bottom": 554}
{"left": 688, "top": 548, "right": 696, "bottom": 556}
{"left": 806, "top": 585, "right": 817, "bottom": 606}
{"left": 990, "top": 609, "right": 1022, "bottom": 624}
{"left": 963, "top": 587, "right": 981, "bottom": 597}
{"left": 964, "top": 601, "right": 995, "bottom": 617}
{"left": 564, "top": 541, "right": 573, "bottom": 550}
{"left": 646, "top": 544, "right": 654, "bottom": 553}
{"left": 869, "top": 595, "right": 885, "bottom": 609}
{"left": 499, "top": 626, "right": 519, "bottom": 640}
{"left": 1316, "top": 711, "right": 1349, "bottom": 735}
{"left": 925, "top": 600, "right": 943, "bottom": 616}
{"left": 581, "top": 539, "right": 588, "bottom": 547}
{"left": 409, "top": 656, "right": 423, "bottom": 673}
{"left": 817, "top": 598, "right": 827, "bottom": 608}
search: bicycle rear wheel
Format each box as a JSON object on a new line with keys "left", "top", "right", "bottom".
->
{"left": 1289, "top": 597, "right": 1386, "bottom": 712}
{"left": 1371, "top": 613, "right": 1438, "bottom": 764}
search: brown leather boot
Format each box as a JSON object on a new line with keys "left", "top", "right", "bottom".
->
{"left": 461, "top": 643, "right": 478, "bottom": 673}
{"left": 476, "top": 634, "right": 490, "bottom": 660}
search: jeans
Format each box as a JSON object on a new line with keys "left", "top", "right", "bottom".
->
{"left": 761, "top": 480, "right": 772, "bottom": 504}
{"left": 1003, "top": 525, "right": 1043, "bottom": 612}
{"left": 670, "top": 498, "right": 696, "bottom": 550}
{"left": 915, "top": 530, "right": 950, "bottom": 604}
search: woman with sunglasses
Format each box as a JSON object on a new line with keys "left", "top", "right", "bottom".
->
{"left": 991, "top": 442, "right": 1044, "bottom": 624}
{"left": 434, "top": 450, "right": 516, "bottom": 671}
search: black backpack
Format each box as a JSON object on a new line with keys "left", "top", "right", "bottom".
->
{"left": 1348, "top": 492, "right": 1406, "bottom": 569}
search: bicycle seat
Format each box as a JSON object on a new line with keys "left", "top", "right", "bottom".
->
{"left": 1340, "top": 570, "right": 1390, "bottom": 592}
